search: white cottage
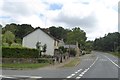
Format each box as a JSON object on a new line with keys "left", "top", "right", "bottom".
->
{"left": 22, "top": 27, "right": 59, "bottom": 56}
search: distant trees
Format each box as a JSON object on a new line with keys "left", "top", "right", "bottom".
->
{"left": 49, "top": 26, "right": 71, "bottom": 41}
{"left": 93, "top": 32, "right": 120, "bottom": 52}
{"left": 2, "top": 23, "right": 34, "bottom": 44}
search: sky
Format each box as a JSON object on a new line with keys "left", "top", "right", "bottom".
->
{"left": 0, "top": 0, "right": 119, "bottom": 40}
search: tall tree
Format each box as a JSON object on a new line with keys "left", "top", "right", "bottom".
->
{"left": 66, "top": 27, "right": 87, "bottom": 47}
{"left": 49, "top": 26, "right": 71, "bottom": 41}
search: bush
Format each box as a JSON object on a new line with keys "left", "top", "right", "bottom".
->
{"left": 37, "top": 58, "right": 52, "bottom": 63}
{"left": 117, "top": 46, "right": 120, "bottom": 52}
{"left": 59, "top": 46, "right": 67, "bottom": 54}
{"left": 2, "top": 43, "right": 9, "bottom": 47}
{"left": 41, "top": 54, "right": 53, "bottom": 58}
{"left": 11, "top": 43, "right": 22, "bottom": 48}
{"left": 70, "top": 49, "right": 76, "bottom": 57}
{"left": 2, "top": 47, "right": 39, "bottom": 58}
{"left": 86, "top": 49, "right": 92, "bottom": 54}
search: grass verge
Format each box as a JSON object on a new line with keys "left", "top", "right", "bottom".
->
{"left": 0, "top": 64, "right": 2, "bottom": 67}
{"left": 110, "top": 52, "right": 120, "bottom": 58}
{"left": 62, "top": 57, "right": 80, "bottom": 67}
{"left": 2, "top": 63, "right": 50, "bottom": 69}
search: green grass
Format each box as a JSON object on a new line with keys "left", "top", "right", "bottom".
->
{"left": 0, "top": 64, "right": 2, "bottom": 67}
{"left": 110, "top": 52, "right": 120, "bottom": 58}
{"left": 2, "top": 63, "right": 50, "bottom": 69}
{"left": 62, "top": 58, "right": 80, "bottom": 67}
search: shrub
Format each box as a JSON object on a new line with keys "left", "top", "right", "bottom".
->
{"left": 11, "top": 43, "right": 22, "bottom": 48}
{"left": 59, "top": 46, "right": 67, "bottom": 54}
{"left": 70, "top": 49, "right": 76, "bottom": 57}
{"left": 2, "top": 43, "right": 9, "bottom": 47}
{"left": 41, "top": 54, "right": 53, "bottom": 58}
{"left": 86, "top": 49, "right": 92, "bottom": 54}
{"left": 37, "top": 58, "right": 52, "bottom": 63}
{"left": 2, "top": 47, "right": 39, "bottom": 58}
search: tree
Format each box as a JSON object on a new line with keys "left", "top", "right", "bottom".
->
{"left": 2, "top": 23, "right": 34, "bottom": 44}
{"left": 49, "top": 26, "right": 71, "bottom": 41}
{"left": 49, "top": 26, "right": 64, "bottom": 39}
{"left": 93, "top": 32, "right": 120, "bottom": 52}
{"left": 66, "top": 27, "right": 87, "bottom": 48}
{"left": 4, "top": 31, "right": 15, "bottom": 46}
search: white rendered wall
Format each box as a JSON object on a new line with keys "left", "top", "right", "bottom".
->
{"left": 22, "top": 29, "right": 55, "bottom": 56}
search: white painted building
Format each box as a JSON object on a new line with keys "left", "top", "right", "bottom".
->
{"left": 22, "top": 27, "right": 59, "bottom": 56}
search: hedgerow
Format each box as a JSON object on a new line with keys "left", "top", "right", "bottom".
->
{"left": 2, "top": 47, "right": 39, "bottom": 58}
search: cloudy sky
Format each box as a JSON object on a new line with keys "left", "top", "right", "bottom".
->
{"left": 0, "top": 0, "right": 119, "bottom": 40}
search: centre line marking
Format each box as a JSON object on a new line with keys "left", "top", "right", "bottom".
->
{"left": 76, "top": 57, "right": 98, "bottom": 79}
{"left": 66, "top": 69, "right": 82, "bottom": 78}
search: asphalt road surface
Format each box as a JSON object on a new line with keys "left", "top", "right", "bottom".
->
{"left": 1, "top": 51, "right": 120, "bottom": 80}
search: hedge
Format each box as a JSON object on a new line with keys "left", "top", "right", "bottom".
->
{"left": 2, "top": 47, "right": 39, "bottom": 58}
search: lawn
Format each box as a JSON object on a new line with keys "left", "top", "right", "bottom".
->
{"left": 62, "top": 57, "right": 80, "bottom": 67}
{"left": 2, "top": 63, "right": 50, "bottom": 69}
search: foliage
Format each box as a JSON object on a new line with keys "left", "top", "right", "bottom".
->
{"left": 11, "top": 43, "right": 22, "bottom": 48}
{"left": 84, "top": 41, "right": 93, "bottom": 53}
{"left": 43, "top": 44, "right": 47, "bottom": 52}
{"left": 36, "top": 42, "right": 47, "bottom": 57}
{"left": 41, "top": 54, "right": 53, "bottom": 58}
{"left": 70, "top": 49, "right": 76, "bottom": 57}
{"left": 2, "top": 43, "right": 9, "bottom": 47}
{"left": 49, "top": 26, "right": 71, "bottom": 41}
{"left": 66, "top": 27, "right": 87, "bottom": 48}
{"left": 37, "top": 58, "right": 52, "bottom": 63}
{"left": 59, "top": 46, "right": 67, "bottom": 54}
{"left": 2, "top": 23, "right": 34, "bottom": 44}
{"left": 93, "top": 32, "right": 120, "bottom": 52}
{"left": 3, "top": 31, "right": 15, "bottom": 46}
{"left": 2, "top": 47, "right": 38, "bottom": 58}
{"left": 36, "top": 41, "right": 41, "bottom": 50}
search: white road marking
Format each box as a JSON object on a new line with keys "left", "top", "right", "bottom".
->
{"left": 99, "top": 59, "right": 108, "bottom": 61}
{"left": 76, "top": 57, "right": 98, "bottom": 79}
{"left": 0, "top": 75, "right": 14, "bottom": 78}
{"left": 66, "top": 69, "right": 82, "bottom": 78}
{"left": 76, "top": 76, "right": 81, "bottom": 79}
{"left": 71, "top": 74, "right": 75, "bottom": 76}
{"left": 0, "top": 75, "right": 42, "bottom": 79}
{"left": 29, "top": 76, "right": 42, "bottom": 78}
{"left": 104, "top": 55, "right": 120, "bottom": 68}
{"left": 75, "top": 69, "right": 82, "bottom": 74}
{"left": 79, "top": 74, "right": 83, "bottom": 77}
{"left": 75, "top": 71, "right": 79, "bottom": 74}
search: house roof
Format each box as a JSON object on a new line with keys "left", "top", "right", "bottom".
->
{"left": 23, "top": 27, "right": 59, "bottom": 41}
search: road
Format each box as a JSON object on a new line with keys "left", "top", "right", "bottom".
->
{"left": 1, "top": 51, "right": 120, "bottom": 80}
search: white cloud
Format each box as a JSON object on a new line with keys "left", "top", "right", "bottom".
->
{"left": 0, "top": 0, "right": 119, "bottom": 40}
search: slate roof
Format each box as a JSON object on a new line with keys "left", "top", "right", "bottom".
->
{"left": 23, "top": 27, "right": 59, "bottom": 41}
